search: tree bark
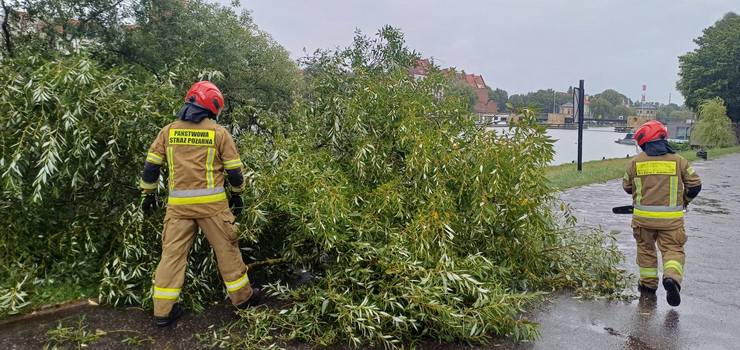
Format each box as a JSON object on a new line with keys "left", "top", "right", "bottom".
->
{"left": 1, "top": 0, "right": 13, "bottom": 57}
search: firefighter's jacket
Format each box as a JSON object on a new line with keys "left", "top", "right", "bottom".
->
{"left": 139, "top": 119, "right": 245, "bottom": 218}
{"left": 622, "top": 152, "right": 701, "bottom": 230}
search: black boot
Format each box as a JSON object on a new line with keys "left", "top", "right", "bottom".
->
{"left": 154, "top": 303, "right": 184, "bottom": 328}
{"left": 663, "top": 278, "right": 681, "bottom": 307}
{"left": 638, "top": 283, "right": 657, "bottom": 295}
{"left": 236, "top": 287, "right": 265, "bottom": 309}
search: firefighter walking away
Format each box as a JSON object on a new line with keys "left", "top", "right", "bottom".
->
{"left": 139, "top": 81, "right": 263, "bottom": 327}
{"left": 622, "top": 120, "right": 701, "bottom": 307}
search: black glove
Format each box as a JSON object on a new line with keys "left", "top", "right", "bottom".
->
{"left": 229, "top": 193, "right": 244, "bottom": 217}
{"left": 141, "top": 193, "right": 159, "bottom": 217}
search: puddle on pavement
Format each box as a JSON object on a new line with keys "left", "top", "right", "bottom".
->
{"left": 688, "top": 197, "right": 729, "bottom": 215}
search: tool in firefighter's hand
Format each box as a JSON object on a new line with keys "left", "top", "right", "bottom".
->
{"left": 613, "top": 205, "right": 688, "bottom": 214}
{"left": 612, "top": 205, "right": 634, "bottom": 214}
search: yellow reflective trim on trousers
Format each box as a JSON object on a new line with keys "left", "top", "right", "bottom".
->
{"left": 206, "top": 148, "right": 215, "bottom": 188}
{"left": 664, "top": 260, "right": 684, "bottom": 276}
{"left": 636, "top": 161, "right": 677, "bottom": 176}
{"left": 669, "top": 176, "right": 678, "bottom": 207}
{"left": 634, "top": 178, "right": 642, "bottom": 206}
{"left": 168, "top": 191, "right": 227, "bottom": 205}
{"left": 154, "top": 286, "right": 180, "bottom": 293}
{"left": 225, "top": 274, "right": 250, "bottom": 292}
{"left": 153, "top": 286, "right": 180, "bottom": 300}
{"left": 639, "top": 267, "right": 658, "bottom": 278}
{"left": 167, "top": 147, "right": 175, "bottom": 191}
{"left": 633, "top": 208, "right": 684, "bottom": 219}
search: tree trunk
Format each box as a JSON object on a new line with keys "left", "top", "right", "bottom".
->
{"left": 1, "top": 0, "right": 13, "bottom": 57}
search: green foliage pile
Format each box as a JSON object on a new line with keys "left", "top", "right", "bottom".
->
{"left": 0, "top": 1, "right": 629, "bottom": 346}
{"left": 0, "top": 0, "right": 301, "bottom": 316}
{"left": 0, "top": 54, "right": 177, "bottom": 316}
{"left": 692, "top": 97, "right": 737, "bottom": 148}
{"left": 678, "top": 12, "right": 740, "bottom": 122}
{"left": 194, "top": 29, "right": 629, "bottom": 348}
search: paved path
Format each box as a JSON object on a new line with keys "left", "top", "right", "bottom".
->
{"left": 521, "top": 153, "right": 740, "bottom": 350}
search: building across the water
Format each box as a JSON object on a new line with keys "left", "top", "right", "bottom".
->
{"left": 635, "top": 103, "right": 658, "bottom": 118}
{"left": 410, "top": 59, "right": 498, "bottom": 125}
{"left": 660, "top": 118, "right": 693, "bottom": 143}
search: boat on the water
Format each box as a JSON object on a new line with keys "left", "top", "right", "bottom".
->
{"left": 615, "top": 133, "right": 635, "bottom": 145}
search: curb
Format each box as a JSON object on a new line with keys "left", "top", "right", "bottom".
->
{"left": 0, "top": 299, "right": 97, "bottom": 328}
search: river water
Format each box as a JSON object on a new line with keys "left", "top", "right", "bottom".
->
{"left": 547, "top": 127, "right": 640, "bottom": 165}
{"left": 489, "top": 126, "right": 639, "bottom": 165}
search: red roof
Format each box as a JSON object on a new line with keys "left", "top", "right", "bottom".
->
{"left": 411, "top": 58, "right": 498, "bottom": 115}
{"left": 461, "top": 73, "right": 497, "bottom": 114}
{"left": 410, "top": 59, "right": 431, "bottom": 76}
{"left": 462, "top": 74, "right": 486, "bottom": 89}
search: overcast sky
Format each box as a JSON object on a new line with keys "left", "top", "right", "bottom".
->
{"left": 222, "top": 0, "right": 738, "bottom": 104}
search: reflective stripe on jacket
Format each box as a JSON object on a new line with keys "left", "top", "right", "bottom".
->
{"left": 141, "top": 119, "right": 244, "bottom": 218}
{"left": 622, "top": 152, "right": 701, "bottom": 229}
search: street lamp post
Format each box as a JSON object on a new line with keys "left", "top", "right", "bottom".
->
{"left": 574, "top": 80, "right": 585, "bottom": 172}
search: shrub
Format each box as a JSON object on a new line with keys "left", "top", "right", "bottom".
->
{"left": 692, "top": 97, "right": 736, "bottom": 148}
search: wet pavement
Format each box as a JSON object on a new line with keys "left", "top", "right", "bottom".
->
{"left": 519, "top": 153, "right": 740, "bottom": 350}
{"left": 1, "top": 154, "right": 738, "bottom": 349}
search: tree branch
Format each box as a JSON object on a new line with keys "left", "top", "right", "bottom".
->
{"left": 77, "top": 0, "right": 125, "bottom": 26}
{"left": 247, "top": 257, "right": 290, "bottom": 270}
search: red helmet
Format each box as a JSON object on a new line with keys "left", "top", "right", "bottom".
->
{"left": 184, "top": 81, "right": 224, "bottom": 116}
{"left": 634, "top": 120, "right": 668, "bottom": 146}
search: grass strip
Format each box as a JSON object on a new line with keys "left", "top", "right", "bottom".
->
{"left": 546, "top": 145, "right": 740, "bottom": 190}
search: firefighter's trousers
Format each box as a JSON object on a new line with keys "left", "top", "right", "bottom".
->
{"left": 632, "top": 225, "right": 687, "bottom": 290}
{"left": 153, "top": 210, "right": 252, "bottom": 317}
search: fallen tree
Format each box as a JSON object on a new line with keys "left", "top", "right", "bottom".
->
{"left": 194, "top": 28, "right": 630, "bottom": 348}
{"left": 1, "top": 25, "right": 629, "bottom": 348}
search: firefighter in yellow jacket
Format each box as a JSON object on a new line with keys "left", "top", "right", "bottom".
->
{"left": 623, "top": 120, "right": 701, "bottom": 307}
{"left": 139, "top": 81, "right": 261, "bottom": 327}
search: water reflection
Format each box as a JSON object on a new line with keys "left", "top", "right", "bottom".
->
{"left": 623, "top": 292, "right": 682, "bottom": 350}
{"left": 663, "top": 310, "right": 680, "bottom": 336}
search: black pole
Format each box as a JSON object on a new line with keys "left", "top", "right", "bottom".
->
{"left": 577, "top": 79, "right": 585, "bottom": 172}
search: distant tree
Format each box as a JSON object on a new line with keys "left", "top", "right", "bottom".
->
{"left": 677, "top": 12, "right": 740, "bottom": 122}
{"left": 488, "top": 88, "right": 508, "bottom": 112}
{"left": 2, "top": 0, "right": 301, "bottom": 127}
{"left": 589, "top": 96, "right": 613, "bottom": 119}
{"left": 692, "top": 97, "right": 736, "bottom": 148}
{"left": 508, "top": 89, "right": 569, "bottom": 114}
{"left": 593, "top": 89, "right": 631, "bottom": 107}
{"left": 119, "top": 0, "right": 301, "bottom": 117}
{"left": 656, "top": 103, "right": 681, "bottom": 119}
{"left": 508, "top": 94, "right": 528, "bottom": 110}
{"left": 3, "top": 0, "right": 131, "bottom": 54}
{"left": 613, "top": 105, "right": 634, "bottom": 118}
